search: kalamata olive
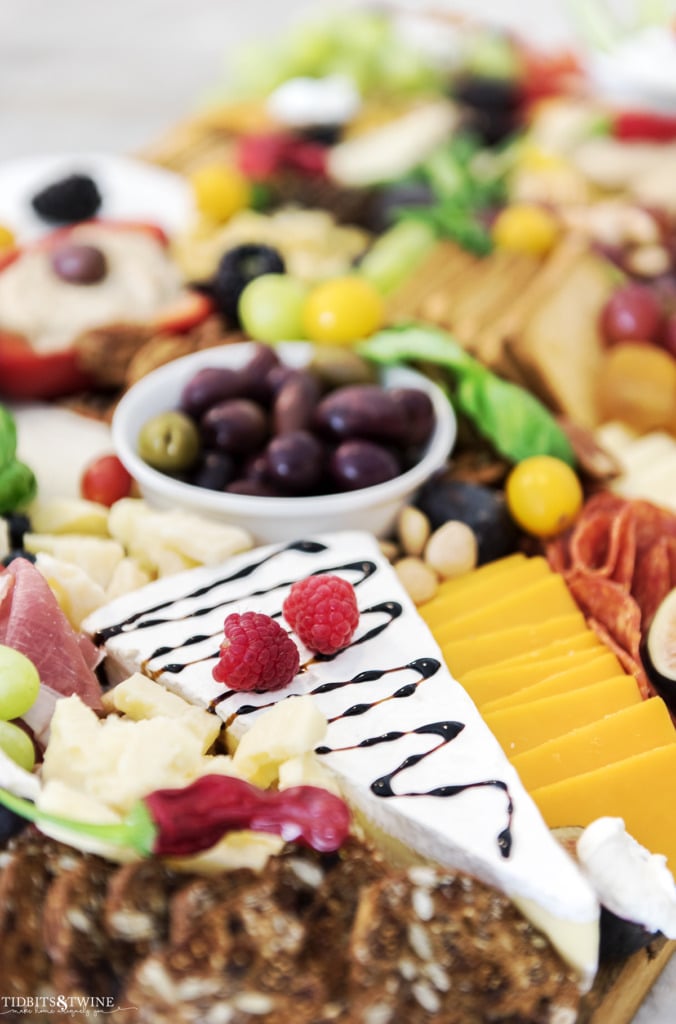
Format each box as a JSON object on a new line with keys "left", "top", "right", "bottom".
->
{"left": 273, "top": 370, "right": 321, "bottom": 435}
{"left": 241, "top": 343, "right": 281, "bottom": 402}
{"left": 330, "top": 440, "right": 400, "bottom": 491}
{"left": 315, "top": 385, "right": 404, "bottom": 444}
{"left": 189, "top": 451, "right": 237, "bottom": 491}
{"left": 50, "top": 243, "right": 107, "bottom": 284}
{"left": 309, "top": 346, "right": 377, "bottom": 389}
{"left": 138, "top": 411, "right": 201, "bottom": 472}
{"left": 180, "top": 367, "right": 245, "bottom": 418}
{"left": 226, "top": 479, "right": 283, "bottom": 497}
{"left": 201, "top": 399, "right": 268, "bottom": 455}
{"left": 261, "top": 363, "right": 297, "bottom": 398}
{"left": 266, "top": 430, "right": 324, "bottom": 494}
{"left": 390, "top": 388, "right": 435, "bottom": 446}
{"left": 243, "top": 452, "right": 271, "bottom": 483}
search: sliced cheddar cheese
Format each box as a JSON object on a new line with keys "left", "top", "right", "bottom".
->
{"left": 511, "top": 698, "right": 676, "bottom": 790}
{"left": 420, "top": 555, "right": 548, "bottom": 629}
{"left": 480, "top": 653, "right": 626, "bottom": 714}
{"left": 487, "top": 632, "right": 602, "bottom": 670}
{"left": 434, "top": 575, "right": 581, "bottom": 646}
{"left": 460, "top": 646, "right": 606, "bottom": 708}
{"left": 530, "top": 743, "right": 676, "bottom": 875}
{"left": 440, "top": 613, "right": 588, "bottom": 676}
{"left": 483, "top": 675, "right": 642, "bottom": 757}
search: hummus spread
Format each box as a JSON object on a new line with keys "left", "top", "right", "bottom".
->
{"left": 0, "top": 224, "right": 183, "bottom": 353}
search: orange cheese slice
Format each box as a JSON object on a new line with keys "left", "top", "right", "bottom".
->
{"left": 530, "top": 743, "right": 676, "bottom": 875}
{"left": 486, "top": 632, "right": 602, "bottom": 670}
{"left": 434, "top": 574, "right": 581, "bottom": 645}
{"left": 460, "top": 645, "right": 605, "bottom": 708}
{"left": 483, "top": 675, "right": 642, "bottom": 757}
{"left": 420, "top": 555, "right": 548, "bottom": 630}
{"left": 440, "top": 613, "right": 588, "bottom": 677}
{"left": 511, "top": 698, "right": 676, "bottom": 790}
{"left": 480, "top": 653, "right": 626, "bottom": 714}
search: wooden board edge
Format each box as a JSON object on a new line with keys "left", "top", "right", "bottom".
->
{"left": 578, "top": 937, "right": 675, "bottom": 1024}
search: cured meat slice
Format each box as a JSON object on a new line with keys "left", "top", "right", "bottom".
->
{"left": 632, "top": 536, "right": 676, "bottom": 631}
{"left": 0, "top": 559, "right": 103, "bottom": 724}
{"left": 567, "top": 572, "right": 642, "bottom": 658}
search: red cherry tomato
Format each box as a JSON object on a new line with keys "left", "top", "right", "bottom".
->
{"left": 81, "top": 454, "right": 133, "bottom": 507}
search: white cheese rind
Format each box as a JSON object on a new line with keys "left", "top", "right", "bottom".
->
{"left": 84, "top": 530, "right": 599, "bottom": 979}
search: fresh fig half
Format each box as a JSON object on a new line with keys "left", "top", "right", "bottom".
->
{"left": 643, "top": 586, "right": 676, "bottom": 713}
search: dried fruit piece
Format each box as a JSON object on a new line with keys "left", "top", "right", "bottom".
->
{"left": 597, "top": 343, "right": 676, "bottom": 435}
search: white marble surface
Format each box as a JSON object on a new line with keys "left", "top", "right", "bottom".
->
{"left": 1, "top": 1, "right": 674, "bottom": 1019}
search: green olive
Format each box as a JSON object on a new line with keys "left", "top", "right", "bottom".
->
{"left": 137, "top": 411, "right": 201, "bottom": 472}
{"left": 308, "top": 345, "right": 377, "bottom": 389}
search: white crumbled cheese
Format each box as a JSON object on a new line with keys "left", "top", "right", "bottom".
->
{"left": 266, "top": 74, "right": 361, "bottom": 128}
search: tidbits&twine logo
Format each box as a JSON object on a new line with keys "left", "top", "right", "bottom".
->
{"left": 0, "top": 995, "right": 136, "bottom": 1016}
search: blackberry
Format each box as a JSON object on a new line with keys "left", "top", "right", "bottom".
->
{"left": 31, "top": 172, "right": 102, "bottom": 224}
{"left": 212, "top": 243, "right": 285, "bottom": 324}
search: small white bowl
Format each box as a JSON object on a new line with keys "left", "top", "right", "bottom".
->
{"left": 112, "top": 341, "right": 456, "bottom": 543}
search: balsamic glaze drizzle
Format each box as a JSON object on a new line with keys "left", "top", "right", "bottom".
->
{"left": 93, "top": 540, "right": 332, "bottom": 643}
{"left": 96, "top": 539, "right": 516, "bottom": 859}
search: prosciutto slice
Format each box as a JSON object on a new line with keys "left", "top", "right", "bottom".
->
{"left": 0, "top": 558, "right": 103, "bottom": 742}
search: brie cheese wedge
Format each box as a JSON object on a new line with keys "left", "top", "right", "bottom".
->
{"left": 84, "top": 530, "right": 599, "bottom": 985}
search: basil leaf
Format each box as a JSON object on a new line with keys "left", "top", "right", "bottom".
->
{"left": 0, "top": 405, "right": 17, "bottom": 472}
{"left": 455, "top": 367, "right": 576, "bottom": 465}
{"left": 360, "top": 326, "right": 576, "bottom": 466}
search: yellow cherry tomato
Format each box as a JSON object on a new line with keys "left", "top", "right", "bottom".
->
{"left": 302, "top": 276, "right": 385, "bottom": 345}
{"left": 0, "top": 224, "right": 16, "bottom": 251}
{"left": 505, "top": 455, "right": 583, "bottom": 538}
{"left": 190, "top": 163, "right": 252, "bottom": 223}
{"left": 492, "top": 204, "right": 560, "bottom": 256}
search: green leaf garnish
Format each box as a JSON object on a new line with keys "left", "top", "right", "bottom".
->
{"left": 359, "top": 326, "right": 576, "bottom": 466}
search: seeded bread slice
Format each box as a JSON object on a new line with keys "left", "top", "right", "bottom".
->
{"left": 347, "top": 865, "right": 582, "bottom": 1024}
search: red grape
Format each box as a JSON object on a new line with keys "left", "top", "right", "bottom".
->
{"left": 600, "top": 283, "right": 663, "bottom": 346}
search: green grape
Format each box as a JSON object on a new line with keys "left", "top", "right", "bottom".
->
{"left": 238, "top": 274, "right": 308, "bottom": 343}
{"left": 359, "top": 220, "right": 436, "bottom": 295}
{"left": 0, "top": 645, "right": 40, "bottom": 721}
{"left": 0, "top": 720, "right": 36, "bottom": 772}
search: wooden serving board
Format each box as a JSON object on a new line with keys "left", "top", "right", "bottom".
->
{"left": 579, "top": 937, "right": 675, "bottom": 1024}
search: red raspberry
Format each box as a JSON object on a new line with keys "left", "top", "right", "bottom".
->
{"left": 212, "top": 611, "right": 300, "bottom": 691}
{"left": 283, "top": 575, "right": 359, "bottom": 655}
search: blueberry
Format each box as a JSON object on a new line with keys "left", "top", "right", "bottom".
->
{"left": 31, "top": 173, "right": 102, "bottom": 224}
{"left": 0, "top": 805, "right": 26, "bottom": 845}
{"left": 212, "top": 244, "right": 285, "bottom": 324}
{"left": 3, "top": 513, "right": 31, "bottom": 550}
{"left": 2, "top": 550, "right": 36, "bottom": 567}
